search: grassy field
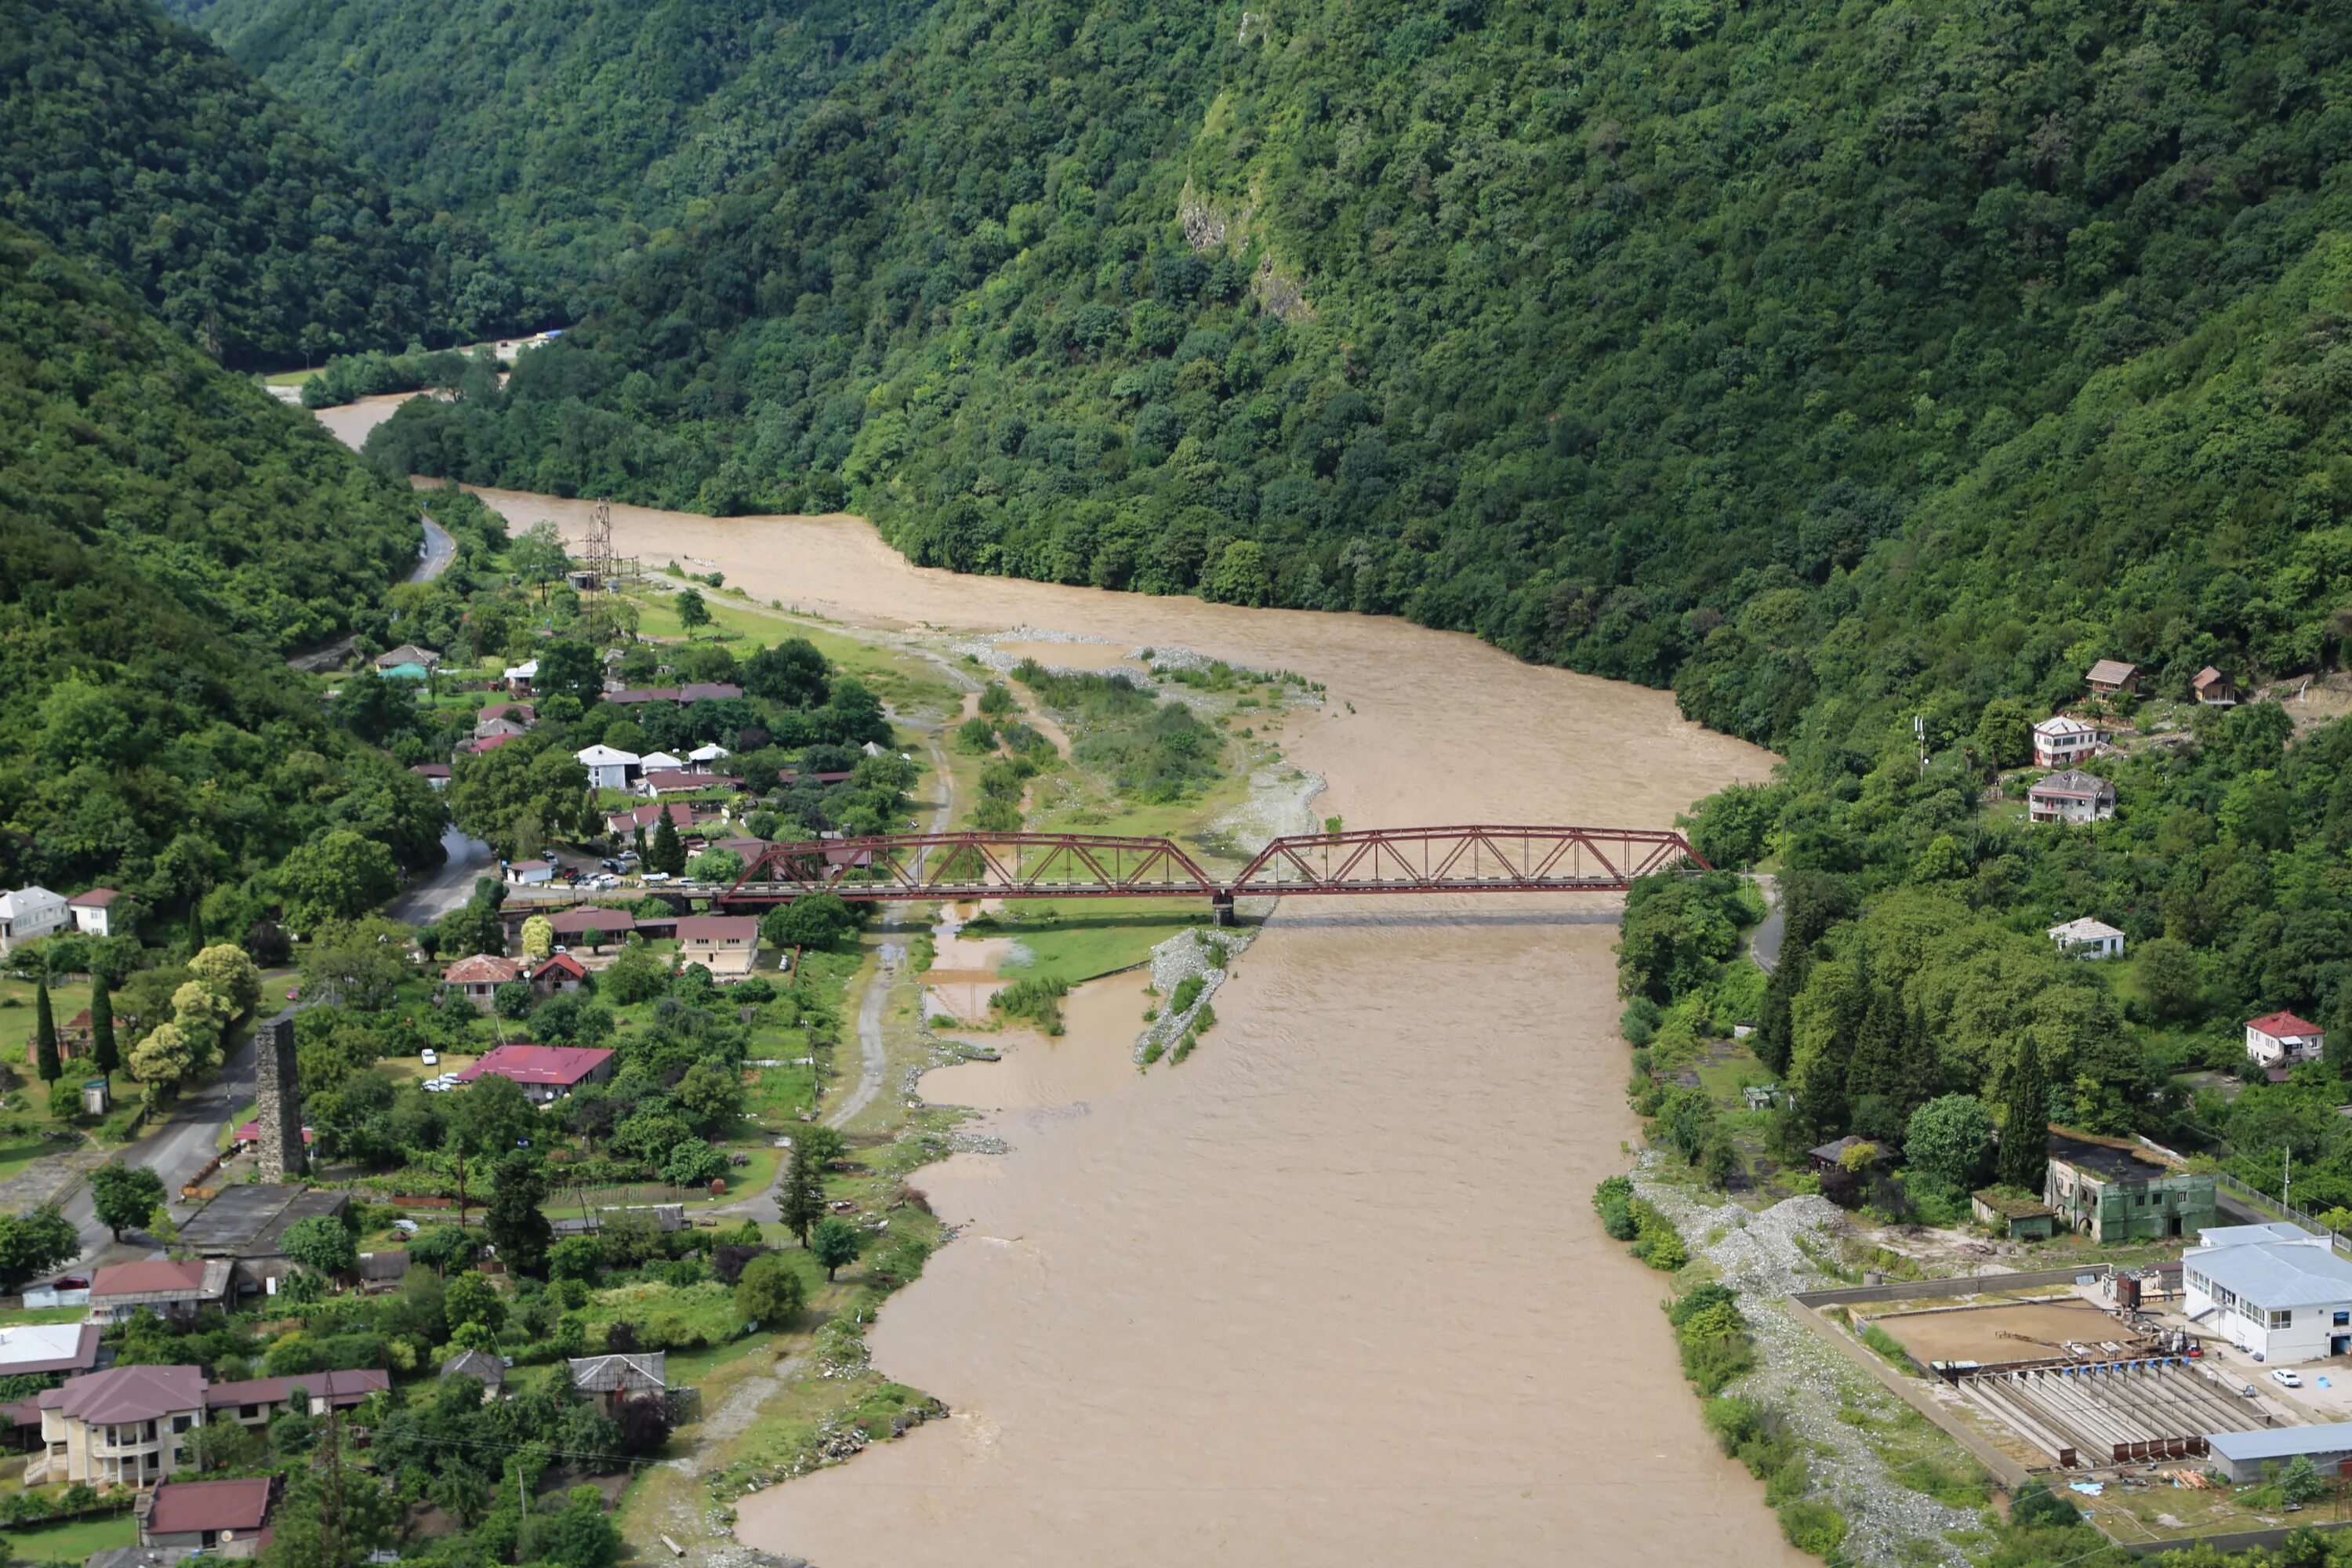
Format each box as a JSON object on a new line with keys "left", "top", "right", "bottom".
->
{"left": 619, "top": 583, "right": 965, "bottom": 728}
{"left": 263, "top": 368, "right": 319, "bottom": 387}
{"left": 983, "top": 903, "right": 1207, "bottom": 983}
{"left": 8, "top": 1512, "right": 136, "bottom": 1563}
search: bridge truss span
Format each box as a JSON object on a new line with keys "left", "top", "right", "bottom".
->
{"left": 724, "top": 824, "right": 1709, "bottom": 916}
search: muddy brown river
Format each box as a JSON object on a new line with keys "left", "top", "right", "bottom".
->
{"left": 329, "top": 416, "right": 1791, "bottom": 1562}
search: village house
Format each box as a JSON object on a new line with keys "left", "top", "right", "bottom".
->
{"left": 2085, "top": 659, "right": 2140, "bottom": 694}
{"left": 24, "top": 1006, "right": 96, "bottom": 1070}
{"left": 374, "top": 644, "right": 441, "bottom": 671}
{"left": 688, "top": 742, "right": 731, "bottom": 766}
{"left": 2192, "top": 666, "right": 2236, "bottom": 706}
{"left": 639, "top": 750, "right": 686, "bottom": 773}
{"left": 439, "top": 1348, "right": 506, "bottom": 1401}
{"left": 1970, "top": 1190, "right": 2058, "bottom": 1241}
{"left": 2030, "top": 716, "right": 2106, "bottom": 769}
{"left": 205, "top": 1370, "right": 387, "bottom": 1425}
{"left": 88, "top": 1260, "right": 233, "bottom": 1325}
{"left": 479, "top": 702, "right": 535, "bottom": 728}
{"left": 137, "top": 1476, "right": 274, "bottom": 1554}
{"left": 605, "top": 800, "right": 704, "bottom": 838}
{"left": 604, "top": 684, "right": 743, "bottom": 707}
{"left": 537, "top": 907, "right": 637, "bottom": 949}
{"left": 0, "top": 887, "right": 69, "bottom": 953}
{"left": 2042, "top": 1127, "right": 2216, "bottom": 1243}
{"left": 456, "top": 1043, "right": 615, "bottom": 1103}
{"left": 439, "top": 954, "right": 524, "bottom": 1013}
{"left": 68, "top": 887, "right": 127, "bottom": 938}
{"left": 575, "top": 744, "right": 641, "bottom": 792}
{"left": 472, "top": 716, "right": 532, "bottom": 743}
{"left": 501, "top": 659, "right": 539, "bottom": 695}
{"left": 778, "top": 768, "right": 857, "bottom": 788}
{"left": 2245, "top": 1010, "right": 2327, "bottom": 1070}
{"left": 2046, "top": 917, "right": 2125, "bottom": 959}
{"left": 461, "top": 732, "right": 520, "bottom": 756}
{"left": 2184, "top": 1222, "right": 2352, "bottom": 1363}
{"left": 567, "top": 1352, "right": 666, "bottom": 1414}
{"left": 31, "top": 1366, "right": 207, "bottom": 1487}
{"left": 176, "top": 1186, "right": 353, "bottom": 1298}
{"left": 1806, "top": 1136, "right": 1880, "bottom": 1174}
{"left": 503, "top": 859, "right": 555, "bottom": 887}
{"left": 410, "top": 763, "right": 452, "bottom": 790}
{"left": 531, "top": 952, "right": 589, "bottom": 997}
{"left": 2027, "top": 769, "right": 2115, "bottom": 824}
{"left": 227, "top": 1122, "right": 314, "bottom": 1158}
{"left": 676, "top": 915, "right": 760, "bottom": 978}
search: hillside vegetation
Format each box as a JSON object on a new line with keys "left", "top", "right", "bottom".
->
{"left": 0, "top": 0, "right": 530, "bottom": 367}
{"left": 0, "top": 223, "right": 445, "bottom": 900}
{"left": 363, "top": 0, "right": 2352, "bottom": 748}
{"left": 161, "top": 0, "right": 930, "bottom": 302}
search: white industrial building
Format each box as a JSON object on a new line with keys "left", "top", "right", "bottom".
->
{"left": 2183, "top": 1223, "right": 2352, "bottom": 1363}
{"left": 574, "top": 745, "right": 641, "bottom": 792}
{"left": 0, "top": 887, "right": 69, "bottom": 954}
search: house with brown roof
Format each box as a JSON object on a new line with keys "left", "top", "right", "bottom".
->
{"left": 606, "top": 800, "right": 702, "bottom": 837}
{"left": 0, "top": 1323, "right": 100, "bottom": 1380}
{"left": 2085, "top": 659, "right": 2140, "bottom": 694}
{"left": 2193, "top": 666, "right": 2236, "bottom": 706}
{"left": 25, "top": 1005, "right": 96, "bottom": 1069}
{"left": 456, "top": 1044, "right": 615, "bottom": 1103}
{"left": 410, "top": 763, "right": 452, "bottom": 790}
{"left": 677, "top": 915, "right": 760, "bottom": 978}
{"left": 2027, "top": 769, "right": 2115, "bottom": 824}
{"left": 137, "top": 1476, "right": 274, "bottom": 1553}
{"left": 32, "top": 1366, "right": 207, "bottom": 1486}
{"left": 472, "top": 716, "right": 532, "bottom": 743}
{"left": 641, "top": 769, "right": 742, "bottom": 797}
{"left": 532, "top": 952, "right": 589, "bottom": 997}
{"left": 439, "top": 954, "right": 524, "bottom": 1013}
{"left": 205, "top": 1370, "right": 389, "bottom": 1425}
{"left": 478, "top": 702, "right": 535, "bottom": 727}
{"left": 541, "top": 908, "right": 636, "bottom": 947}
{"left": 89, "top": 1259, "right": 232, "bottom": 1324}
{"left": 68, "top": 887, "right": 128, "bottom": 938}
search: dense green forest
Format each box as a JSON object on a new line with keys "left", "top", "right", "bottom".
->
{"left": 365, "top": 0, "right": 2352, "bottom": 744}
{"left": 0, "top": 223, "right": 444, "bottom": 906}
{"left": 0, "top": 0, "right": 536, "bottom": 367}
{"left": 160, "top": 0, "right": 929, "bottom": 303}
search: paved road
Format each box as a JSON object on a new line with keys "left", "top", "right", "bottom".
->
{"left": 390, "top": 823, "right": 498, "bottom": 927}
{"left": 60, "top": 1031, "right": 260, "bottom": 1271}
{"left": 415, "top": 512, "right": 456, "bottom": 583}
{"left": 1748, "top": 873, "right": 1785, "bottom": 975}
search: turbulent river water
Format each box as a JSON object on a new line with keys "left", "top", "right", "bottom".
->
{"left": 321, "top": 395, "right": 1790, "bottom": 1563}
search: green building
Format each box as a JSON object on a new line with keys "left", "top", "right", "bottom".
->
{"left": 1971, "top": 1189, "right": 2057, "bottom": 1240}
{"left": 2043, "top": 1127, "right": 2217, "bottom": 1243}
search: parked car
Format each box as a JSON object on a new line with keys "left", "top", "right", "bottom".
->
{"left": 285, "top": 985, "right": 302, "bottom": 1001}
{"left": 390, "top": 1218, "right": 419, "bottom": 1236}
{"left": 2273, "top": 1368, "right": 2303, "bottom": 1388}
{"left": 641, "top": 872, "right": 672, "bottom": 884}
{"left": 421, "top": 1049, "right": 439, "bottom": 1066}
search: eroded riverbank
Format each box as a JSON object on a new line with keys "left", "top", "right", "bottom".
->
{"left": 347, "top": 453, "right": 1790, "bottom": 1563}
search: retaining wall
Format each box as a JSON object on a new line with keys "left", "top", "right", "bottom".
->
{"left": 1782, "top": 1296, "right": 2035, "bottom": 1490}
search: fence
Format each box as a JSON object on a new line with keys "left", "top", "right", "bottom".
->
{"left": 1790, "top": 1265, "right": 2126, "bottom": 1310}
{"left": 2212, "top": 1171, "right": 2352, "bottom": 1260}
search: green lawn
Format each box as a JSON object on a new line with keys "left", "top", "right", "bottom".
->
{"left": 9, "top": 1512, "right": 136, "bottom": 1563}
{"left": 263, "top": 368, "right": 319, "bottom": 387}
{"left": 985, "top": 904, "right": 1206, "bottom": 983}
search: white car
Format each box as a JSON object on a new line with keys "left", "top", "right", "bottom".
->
{"left": 2273, "top": 1368, "right": 2303, "bottom": 1389}
{"left": 420, "top": 1049, "right": 439, "bottom": 1066}
{"left": 641, "top": 871, "right": 672, "bottom": 884}
{"left": 390, "top": 1218, "right": 420, "bottom": 1235}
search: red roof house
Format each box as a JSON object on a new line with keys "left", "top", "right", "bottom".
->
{"left": 643, "top": 770, "right": 742, "bottom": 795}
{"left": 67, "top": 886, "right": 126, "bottom": 936}
{"left": 456, "top": 1043, "right": 615, "bottom": 1102}
{"left": 440, "top": 954, "right": 524, "bottom": 1014}
{"left": 532, "top": 953, "right": 589, "bottom": 996}
{"left": 2246, "top": 1011, "right": 2326, "bottom": 1069}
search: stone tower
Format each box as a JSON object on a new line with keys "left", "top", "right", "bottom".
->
{"left": 255, "top": 1011, "right": 304, "bottom": 1181}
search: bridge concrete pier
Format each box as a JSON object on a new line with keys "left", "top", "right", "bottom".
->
{"left": 1210, "top": 891, "right": 1236, "bottom": 927}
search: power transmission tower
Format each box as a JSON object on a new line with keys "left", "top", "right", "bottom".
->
{"left": 572, "top": 499, "right": 640, "bottom": 651}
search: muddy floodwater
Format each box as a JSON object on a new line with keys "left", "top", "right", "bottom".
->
{"left": 365, "top": 466, "right": 1788, "bottom": 1563}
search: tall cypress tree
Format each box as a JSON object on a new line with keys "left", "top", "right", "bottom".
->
{"left": 185, "top": 905, "right": 206, "bottom": 956}
{"left": 1899, "top": 1001, "right": 1942, "bottom": 1113}
{"left": 1998, "top": 1039, "right": 2050, "bottom": 1193}
{"left": 1757, "top": 942, "right": 1809, "bottom": 1076}
{"left": 780, "top": 1137, "right": 825, "bottom": 1245}
{"left": 1843, "top": 979, "right": 1902, "bottom": 1112}
{"left": 89, "top": 980, "right": 117, "bottom": 1084}
{"left": 651, "top": 809, "right": 685, "bottom": 875}
{"left": 32, "top": 978, "right": 59, "bottom": 1083}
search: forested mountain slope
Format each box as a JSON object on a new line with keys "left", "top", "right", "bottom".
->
{"left": 0, "top": 0, "right": 528, "bottom": 367}
{"left": 159, "top": 0, "right": 931, "bottom": 300}
{"left": 0, "top": 225, "right": 443, "bottom": 899}
{"left": 369, "top": 0, "right": 2352, "bottom": 753}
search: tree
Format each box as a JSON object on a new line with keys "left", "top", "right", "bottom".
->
{"left": 548, "top": 1236, "right": 602, "bottom": 1282}
{"left": 601, "top": 945, "right": 669, "bottom": 1005}
{"left": 280, "top": 1214, "right": 359, "bottom": 1278}
{"left": 1904, "top": 1095, "right": 1998, "bottom": 1195}
{"left": 674, "top": 588, "right": 710, "bottom": 633}
{"left": 32, "top": 979, "right": 56, "bottom": 1083}
{"left": 182, "top": 1417, "right": 263, "bottom": 1475}
{"left": 742, "top": 637, "right": 829, "bottom": 708}
{"left": 485, "top": 1152, "right": 553, "bottom": 1276}
{"left": 89, "top": 1162, "right": 165, "bottom": 1239}
{"left": 188, "top": 944, "right": 263, "bottom": 1017}
{"left": 1997, "top": 1040, "right": 2051, "bottom": 1193}
{"left": 735, "top": 1250, "right": 806, "bottom": 1327}
{"left": 0, "top": 1209, "right": 79, "bottom": 1287}
{"left": 779, "top": 1137, "right": 825, "bottom": 1245}
{"left": 544, "top": 1485, "right": 623, "bottom": 1568}
{"left": 509, "top": 520, "right": 570, "bottom": 583}
{"left": 535, "top": 639, "right": 601, "bottom": 706}
{"left": 662, "top": 1141, "right": 729, "bottom": 1187}
{"left": 300, "top": 918, "right": 413, "bottom": 1010}
{"left": 810, "top": 1216, "right": 860, "bottom": 1280}
{"left": 649, "top": 810, "right": 686, "bottom": 875}
{"left": 276, "top": 831, "right": 402, "bottom": 929}
{"left": 760, "top": 892, "right": 858, "bottom": 949}
{"left": 1617, "top": 876, "right": 1742, "bottom": 1004}
{"left": 672, "top": 1061, "right": 743, "bottom": 1133}
{"left": 520, "top": 914, "right": 555, "bottom": 960}
{"left": 1973, "top": 699, "right": 2032, "bottom": 771}
{"left": 494, "top": 981, "right": 534, "bottom": 1021}
{"left": 448, "top": 1071, "right": 539, "bottom": 1163}
{"left": 2280, "top": 1453, "right": 2326, "bottom": 1505}
{"left": 89, "top": 979, "right": 117, "bottom": 1083}
{"left": 128, "top": 1022, "right": 198, "bottom": 1101}
{"left": 441, "top": 1269, "right": 506, "bottom": 1334}
{"left": 686, "top": 847, "right": 743, "bottom": 882}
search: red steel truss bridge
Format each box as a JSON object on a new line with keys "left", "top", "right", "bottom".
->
{"left": 721, "top": 825, "right": 1710, "bottom": 924}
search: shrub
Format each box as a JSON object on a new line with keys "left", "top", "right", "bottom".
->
{"left": 1592, "top": 1174, "right": 1638, "bottom": 1240}
{"left": 1777, "top": 1500, "right": 1846, "bottom": 1555}
{"left": 1628, "top": 1199, "right": 1686, "bottom": 1271}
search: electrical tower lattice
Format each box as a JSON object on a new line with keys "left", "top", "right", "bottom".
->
{"left": 572, "top": 499, "right": 640, "bottom": 649}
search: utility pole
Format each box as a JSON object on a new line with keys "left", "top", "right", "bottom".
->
{"left": 319, "top": 1410, "right": 347, "bottom": 1568}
